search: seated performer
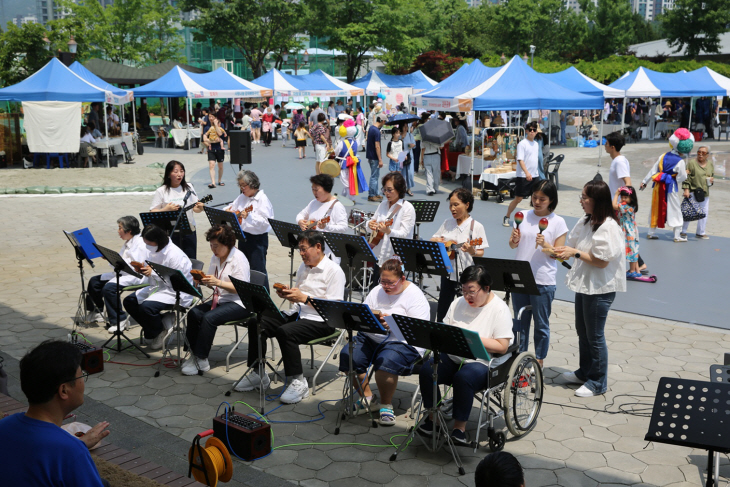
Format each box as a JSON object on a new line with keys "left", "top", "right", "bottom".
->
{"left": 338, "top": 257, "right": 430, "bottom": 426}
{"left": 183, "top": 225, "right": 252, "bottom": 375}
{"left": 418, "top": 265, "right": 513, "bottom": 446}
{"left": 150, "top": 160, "right": 204, "bottom": 259}
{"left": 0, "top": 340, "right": 110, "bottom": 486}
{"left": 367, "top": 172, "right": 416, "bottom": 280}
{"left": 431, "top": 188, "right": 488, "bottom": 322}
{"left": 123, "top": 224, "right": 193, "bottom": 350}
{"left": 225, "top": 170, "right": 274, "bottom": 290}
{"left": 296, "top": 174, "right": 348, "bottom": 233}
{"left": 234, "top": 231, "right": 345, "bottom": 404}
{"left": 86, "top": 216, "right": 146, "bottom": 333}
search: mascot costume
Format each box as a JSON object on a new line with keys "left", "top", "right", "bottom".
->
{"left": 641, "top": 128, "right": 692, "bottom": 241}
{"left": 335, "top": 119, "right": 368, "bottom": 202}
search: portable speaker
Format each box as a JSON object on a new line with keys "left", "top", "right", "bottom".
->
{"left": 213, "top": 410, "right": 271, "bottom": 460}
{"left": 72, "top": 342, "right": 104, "bottom": 375}
{"left": 229, "top": 130, "right": 252, "bottom": 168}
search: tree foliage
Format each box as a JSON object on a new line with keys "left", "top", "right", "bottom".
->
{"left": 179, "top": 0, "right": 303, "bottom": 78}
{"left": 0, "top": 22, "right": 53, "bottom": 85}
{"left": 660, "top": 0, "right": 730, "bottom": 59}
{"left": 408, "top": 51, "right": 464, "bottom": 81}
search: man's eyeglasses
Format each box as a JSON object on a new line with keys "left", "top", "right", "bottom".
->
{"left": 63, "top": 371, "right": 89, "bottom": 385}
{"left": 298, "top": 246, "right": 312, "bottom": 253}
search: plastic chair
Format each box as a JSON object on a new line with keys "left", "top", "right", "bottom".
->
{"left": 546, "top": 154, "right": 564, "bottom": 189}
{"left": 308, "top": 329, "right": 347, "bottom": 395}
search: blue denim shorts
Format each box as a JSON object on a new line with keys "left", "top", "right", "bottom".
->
{"left": 339, "top": 333, "right": 420, "bottom": 376}
{"left": 251, "top": 121, "right": 261, "bottom": 129}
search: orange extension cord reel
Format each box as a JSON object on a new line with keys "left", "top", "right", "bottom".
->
{"left": 187, "top": 429, "right": 233, "bottom": 487}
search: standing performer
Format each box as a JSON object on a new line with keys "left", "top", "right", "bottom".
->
{"left": 333, "top": 119, "right": 368, "bottom": 202}
{"left": 640, "top": 128, "right": 693, "bottom": 242}
{"left": 431, "top": 188, "right": 488, "bottom": 322}
{"left": 225, "top": 170, "right": 274, "bottom": 290}
{"left": 150, "top": 161, "right": 204, "bottom": 259}
{"left": 296, "top": 174, "right": 349, "bottom": 234}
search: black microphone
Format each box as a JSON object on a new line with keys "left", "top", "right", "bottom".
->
{"left": 183, "top": 190, "right": 192, "bottom": 204}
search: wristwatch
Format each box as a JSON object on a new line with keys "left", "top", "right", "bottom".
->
{"left": 575, "top": 252, "right": 581, "bottom": 260}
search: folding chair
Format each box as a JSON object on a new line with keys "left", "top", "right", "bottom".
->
{"left": 546, "top": 154, "right": 564, "bottom": 190}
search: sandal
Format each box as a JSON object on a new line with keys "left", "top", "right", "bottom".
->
{"left": 218, "top": 182, "right": 225, "bottom": 186}
{"left": 208, "top": 183, "right": 216, "bottom": 189}
{"left": 378, "top": 406, "right": 396, "bottom": 426}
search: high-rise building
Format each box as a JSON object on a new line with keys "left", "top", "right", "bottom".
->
{"left": 14, "top": 13, "right": 37, "bottom": 24}
{"left": 564, "top": 0, "right": 597, "bottom": 13}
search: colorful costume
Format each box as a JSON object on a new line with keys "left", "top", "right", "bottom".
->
{"left": 618, "top": 202, "right": 639, "bottom": 262}
{"left": 334, "top": 120, "right": 368, "bottom": 200}
{"left": 642, "top": 129, "right": 692, "bottom": 233}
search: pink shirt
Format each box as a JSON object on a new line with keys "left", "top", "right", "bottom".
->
{"left": 251, "top": 109, "right": 262, "bottom": 122}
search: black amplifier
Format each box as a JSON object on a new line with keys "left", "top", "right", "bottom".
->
{"left": 213, "top": 410, "right": 271, "bottom": 460}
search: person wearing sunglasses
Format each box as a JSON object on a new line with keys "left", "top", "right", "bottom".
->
{"left": 235, "top": 231, "right": 345, "bottom": 405}
{"left": 503, "top": 121, "right": 542, "bottom": 227}
{"left": 337, "top": 257, "right": 430, "bottom": 427}
{"left": 0, "top": 340, "right": 111, "bottom": 486}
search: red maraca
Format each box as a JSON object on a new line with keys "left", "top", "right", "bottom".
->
{"left": 536, "top": 217, "right": 549, "bottom": 249}
{"left": 514, "top": 211, "right": 524, "bottom": 229}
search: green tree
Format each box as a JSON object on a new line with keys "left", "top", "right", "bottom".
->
{"left": 579, "top": 0, "right": 636, "bottom": 60}
{"left": 140, "top": 0, "right": 186, "bottom": 63}
{"left": 0, "top": 22, "right": 52, "bottom": 85}
{"left": 304, "top": 0, "right": 429, "bottom": 82}
{"left": 660, "top": 0, "right": 730, "bottom": 59}
{"left": 179, "top": 0, "right": 303, "bottom": 78}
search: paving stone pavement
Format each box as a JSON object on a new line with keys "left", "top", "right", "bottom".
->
{"left": 1, "top": 138, "right": 729, "bottom": 486}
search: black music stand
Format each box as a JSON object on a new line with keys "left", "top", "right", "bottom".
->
{"left": 322, "top": 232, "right": 377, "bottom": 302}
{"left": 64, "top": 229, "right": 101, "bottom": 330}
{"left": 410, "top": 200, "right": 440, "bottom": 240}
{"left": 390, "top": 237, "right": 452, "bottom": 300}
{"left": 644, "top": 377, "right": 730, "bottom": 487}
{"left": 139, "top": 211, "right": 192, "bottom": 235}
{"left": 390, "top": 314, "right": 490, "bottom": 475}
{"left": 268, "top": 219, "right": 304, "bottom": 288}
{"left": 472, "top": 257, "right": 539, "bottom": 305}
{"left": 203, "top": 207, "right": 246, "bottom": 242}
{"left": 94, "top": 244, "right": 149, "bottom": 358}
{"left": 309, "top": 298, "right": 386, "bottom": 433}
{"left": 226, "top": 276, "right": 285, "bottom": 414}
{"left": 146, "top": 261, "right": 202, "bottom": 376}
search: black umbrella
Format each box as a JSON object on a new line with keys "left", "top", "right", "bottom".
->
{"left": 383, "top": 113, "right": 420, "bottom": 125}
{"left": 419, "top": 119, "right": 454, "bottom": 145}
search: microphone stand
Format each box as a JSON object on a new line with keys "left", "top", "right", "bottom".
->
{"left": 171, "top": 191, "right": 191, "bottom": 235}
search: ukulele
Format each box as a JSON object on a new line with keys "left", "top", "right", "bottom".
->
{"left": 368, "top": 218, "right": 393, "bottom": 248}
{"left": 235, "top": 205, "right": 254, "bottom": 223}
{"left": 130, "top": 261, "right": 145, "bottom": 272}
{"left": 306, "top": 216, "right": 331, "bottom": 230}
{"left": 443, "top": 238, "right": 483, "bottom": 259}
{"left": 180, "top": 194, "right": 212, "bottom": 213}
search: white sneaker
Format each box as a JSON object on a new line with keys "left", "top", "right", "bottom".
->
{"left": 182, "top": 357, "right": 210, "bottom": 376}
{"left": 107, "top": 317, "right": 129, "bottom": 334}
{"left": 575, "top": 385, "right": 599, "bottom": 397}
{"left": 149, "top": 332, "right": 166, "bottom": 350}
{"left": 673, "top": 237, "right": 688, "bottom": 243}
{"left": 161, "top": 313, "right": 175, "bottom": 330}
{"left": 280, "top": 378, "right": 310, "bottom": 404}
{"left": 91, "top": 312, "right": 105, "bottom": 323}
{"left": 234, "top": 371, "right": 271, "bottom": 392}
{"left": 562, "top": 371, "right": 585, "bottom": 384}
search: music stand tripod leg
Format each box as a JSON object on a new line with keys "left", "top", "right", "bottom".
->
{"left": 335, "top": 328, "right": 377, "bottom": 435}
{"left": 101, "top": 268, "right": 150, "bottom": 358}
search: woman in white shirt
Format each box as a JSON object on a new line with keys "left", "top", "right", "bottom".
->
{"left": 418, "top": 265, "right": 513, "bottom": 446}
{"left": 86, "top": 216, "right": 146, "bottom": 333}
{"left": 338, "top": 258, "right": 430, "bottom": 427}
{"left": 183, "top": 225, "right": 252, "bottom": 376}
{"left": 431, "top": 188, "right": 488, "bottom": 322}
{"left": 123, "top": 224, "right": 194, "bottom": 350}
{"left": 296, "top": 174, "right": 348, "bottom": 234}
{"left": 150, "top": 161, "right": 204, "bottom": 260}
{"left": 554, "top": 180, "right": 626, "bottom": 397}
{"left": 225, "top": 170, "right": 274, "bottom": 290}
{"left": 367, "top": 172, "right": 416, "bottom": 281}
{"left": 508, "top": 180, "right": 568, "bottom": 368}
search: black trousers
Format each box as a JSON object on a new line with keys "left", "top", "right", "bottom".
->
{"left": 247, "top": 313, "right": 335, "bottom": 377}
{"left": 413, "top": 140, "right": 421, "bottom": 172}
{"left": 187, "top": 302, "right": 251, "bottom": 359}
{"left": 239, "top": 231, "right": 269, "bottom": 290}
{"left": 263, "top": 131, "right": 272, "bottom": 146}
{"left": 123, "top": 294, "right": 172, "bottom": 339}
{"left": 437, "top": 275, "right": 458, "bottom": 322}
{"left": 172, "top": 230, "right": 197, "bottom": 260}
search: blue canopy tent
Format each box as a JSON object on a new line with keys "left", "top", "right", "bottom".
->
{"left": 411, "top": 60, "right": 501, "bottom": 109}
{"left": 69, "top": 61, "right": 134, "bottom": 105}
{"left": 287, "top": 70, "right": 364, "bottom": 97}
{"left": 351, "top": 70, "right": 437, "bottom": 95}
{"left": 251, "top": 68, "right": 302, "bottom": 95}
{"left": 0, "top": 58, "right": 132, "bottom": 167}
{"left": 542, "top": 66, "right": 624, "bottom": 98}
{"left": 184, "top": 68, "right": 272, "bottom": 99}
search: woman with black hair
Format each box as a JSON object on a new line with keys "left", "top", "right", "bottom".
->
{"left": 296, "top": 174, "right": 348, "bottom": 234}
{"left": 183, "top": 225, "right": 251, "bottom": 375}
{"left": 86, "top": 216, "right": 146, "bottom": 334}
{"left": 123, "top": 224, "right": 194, "bottom": 350}
{"left": 508, "top": 180, "right": 567, "bottom": 367}
{"left": 417, "top": 265, "right": 513, "bottom": 446}
{"left": 554, "top": 180, "right": 626, "bottom": 397}
{"left": 150, "top": 160, "right": 204, "bottom": 259}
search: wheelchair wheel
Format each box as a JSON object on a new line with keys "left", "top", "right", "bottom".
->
{"left": 504, "top": 352, "right": 543, "bottom": 437}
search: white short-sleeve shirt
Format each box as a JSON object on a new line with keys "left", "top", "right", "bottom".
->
{"left": 608, "top": 155, "right": 631, "bottom": 196}
{"left": 564, "top": 218, "right": 627, "bottom": 294}
{"left": 370, "top": 199, "right": 416, "bottom": 264}
{"left": 513, "top": 211, "right": 569, "bottom": 286}
{"left": 515, "top": 138, "right": 539, "bottom": 178}
{"left": 432, "top": 217, "right": 489, "bottom": 281}
{"left": 150, "top": 184, "right": 199, "bottom": 228}
{"left": 362, "top": 282, "right": 430, "bottom": 353}
{"left": 207, "top": 246, "right": 251, "bottom": 308}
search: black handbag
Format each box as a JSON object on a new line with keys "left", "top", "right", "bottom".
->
{"left": 403, "top": 153, "right": 412, "bottom": 166}
{"left": 693, "top": 188, "right": 705, "bottom": 202}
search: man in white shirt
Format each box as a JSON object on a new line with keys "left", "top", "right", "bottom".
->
{"left": 605, "top": 132, "right": 631, "bottom": 195}
{"left": 105, "top": 106, "right": 120, "bottom": 131}
{"left": 235, "top": 231, "right": 346, "bottom": 404}
{"left": 504, "top": 122, "right": 540, "bottom": 226}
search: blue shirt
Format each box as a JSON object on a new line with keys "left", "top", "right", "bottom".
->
{"left": 366, "top": 125, "right": 381, "bottom": 161}
{"left": 0, "top": 413, "right": 105, "bottom": 486}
